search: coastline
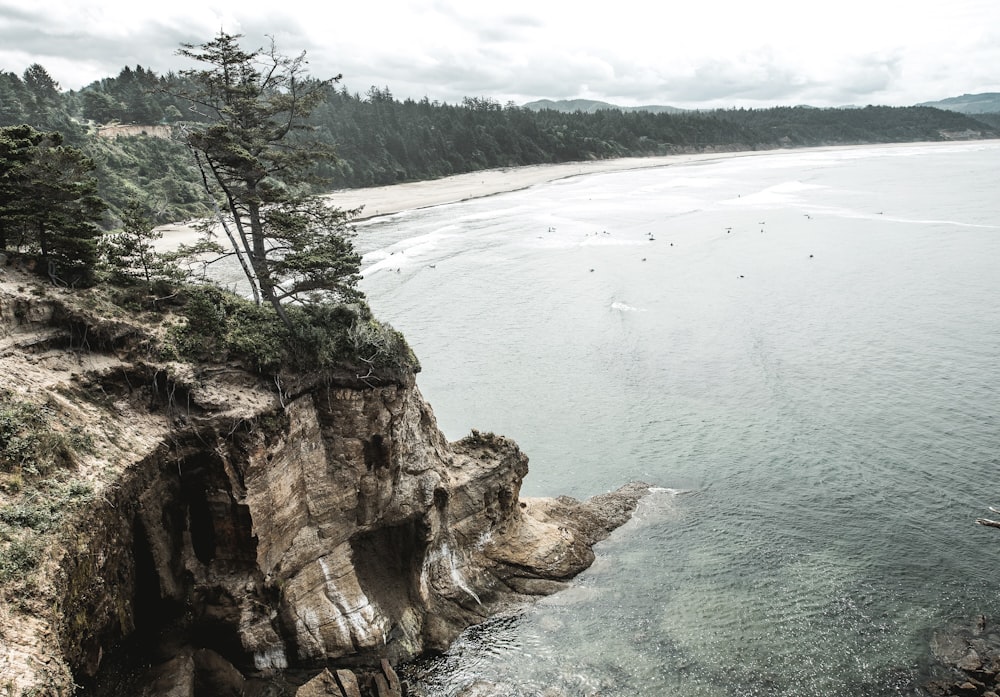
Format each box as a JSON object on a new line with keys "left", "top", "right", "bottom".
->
{"left": 156, "top": 152, "right": 734, "bottom": 248}
{"left": 155, "top": 141, "right": 996, "bottom": 248}
{"left": 321, "top": 150, "right": 751, "bottom": 220}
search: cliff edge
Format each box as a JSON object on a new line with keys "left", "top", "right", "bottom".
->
{"left": 0, "top": 268, "right": 647, "bottom": 696}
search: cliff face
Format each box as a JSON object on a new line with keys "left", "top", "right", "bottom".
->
{"left": 0, "top": 271, "right": 646, "bottom": 696}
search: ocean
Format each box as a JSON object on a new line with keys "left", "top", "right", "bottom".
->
{"left": 354, "top": 141, "right": 1000, "bottom": 696}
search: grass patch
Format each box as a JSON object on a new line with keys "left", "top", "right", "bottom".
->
{"left": 0, "top": 477, "right": 94, "bottom": 588}
{"left": 0, "top": 392, "right": 93, "bottom": 482}
{"left": 0, "top": 390, "right": 95, "bottom": 590}
{"left": 0, "top": 535, "right": 43, "bottom": 585}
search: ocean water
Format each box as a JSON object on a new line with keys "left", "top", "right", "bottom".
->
{"left": 354, "top": 142, "right": 1000, "bottom": 696}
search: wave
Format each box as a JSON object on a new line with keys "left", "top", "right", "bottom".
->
{"left": 610, "top": 301, "right": 647, "bottom": 313}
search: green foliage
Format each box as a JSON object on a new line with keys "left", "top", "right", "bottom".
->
{"left": 85, "top": 132, "right": 208, "bottom": 225}
{"left": 172, "top": 32, "right": 361, "bottom": 322}
{"left": 99, "top": 197, "right": 181, "bottom": 286}
{"left": 167, "top": 285, "right": 287, "bottom": 371}
{"left": 0, "top": 125, "right": 106, "bottom": 283}
{"left": 0, "top": 479, "right": 93, "bottom": 532}
{"left": 263, "top": 197, "right": 363, "bottom": 305}
{"left": 0, "top": 399, "right": 47, "bottom": 475}
{"left": 0, "top": 392, "right": 92, "bottom": 480}
{"left": 283, "top": 302, "right": 366, "bottom": 370}
{"left": 0, "top": 391, "right": 95, "bottom": 589}
{"left": 164, "top": 283, "right": 417, "bottom": 377}
{"left": 0, "top": 478, "right": 93, "bottom": 587}
{"left": 344, "top": 315, "right": 421, "bottom": 377}
{"left": 0, "top": 535, "right": 42, "bottom": 584}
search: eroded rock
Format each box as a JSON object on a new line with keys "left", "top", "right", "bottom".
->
{"left": 0, "top": 272, "right": 650, "bottom": 695}
{"left": 927, "top": 616, "right": 1000, "bottom": 696}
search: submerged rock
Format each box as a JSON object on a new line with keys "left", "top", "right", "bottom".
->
{"left": 927, "top": 616, "right": 1000, "bottom": 696}
{"left": 0, "top": 271, "right": 649, "bottom": 694}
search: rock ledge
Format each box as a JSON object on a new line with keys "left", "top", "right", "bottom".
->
{"left": 0, "top": 271, "right": 648, "bottom": 695}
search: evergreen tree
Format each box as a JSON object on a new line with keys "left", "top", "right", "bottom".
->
{"left": 99, "top": 197, "right": 178, "bottom": 286}
{"left": 21, "top": 64, "right": 60, "bottom": 114}
{"left": 170, "top": 31, "right": 361, "bottom": 325}
{"left": 0, "top": 125, "right": 105, "bottom": 284}
{"left": 80, "top": 89, "right": 121, "bottom": 124}
{"left": 0, "top": 72, "right": 29, "bottom": 126}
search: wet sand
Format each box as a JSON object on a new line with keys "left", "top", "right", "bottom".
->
{"left": 155, "top": 152, "right": 757, "bottom": 248}
{"left": 320, "top": 152, "right": 748, "bottom": 220}
{"left": 155, "top": 144, "right": 919, "bottom": 248}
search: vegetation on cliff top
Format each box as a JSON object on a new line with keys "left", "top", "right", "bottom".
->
{"left": 158, "top": 283, "right": 417, "bottom": 377}
{"left": 2, "top": 33, "right": 417, "bottom": 387}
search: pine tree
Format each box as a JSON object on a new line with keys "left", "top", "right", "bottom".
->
{"left": 99, "top": 197, "right": 178, "bottom": 287}
{"left": 0, "top": 125, "right": 105, "bottom": 284}
{"left": 170, "top": 31, "right": 361, "bottom": 327}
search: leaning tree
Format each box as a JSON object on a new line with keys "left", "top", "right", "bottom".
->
{"left": 171, "top": 31, "right": 361, "bottom": 328}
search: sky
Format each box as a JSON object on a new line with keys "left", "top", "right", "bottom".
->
{"left": 1, "top": 0, "right": 998, "bottom": 109}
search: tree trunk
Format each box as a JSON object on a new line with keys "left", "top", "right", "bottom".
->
{"left": 189, "top": 148, "right": 260, "bottom": 305}
{"left": 247, "top": 201, "right": 292, "bottom": 330}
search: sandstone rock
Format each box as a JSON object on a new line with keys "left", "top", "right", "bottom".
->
{"left": 504, "top": 577, "right": 570, "bottom": 595}
{"left": 958, "top": 648, "right": 984, "bottom": 672}
{"left": 0, "top": 272, "right": 649, "bottom": 694}
{"left": 380, "top": 658, "right": 402, "bottom": 695}
{"left": 142, "top": 654, "right": 195, "bottom": 697}
{"left": 296, "top": 668, "right": 340, "bottom": 697}
{"left": 955, "top": 681, "right": 983, "bottom": 696}
{"left": 192, "top": 648, "right": 245, "bottom": 697}
{"left": 335, "top": 669, "right": 364, "bottom": 697}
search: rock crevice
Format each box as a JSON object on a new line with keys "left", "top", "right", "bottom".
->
{"left": 0, "top": 273, "right": 647, "bottom": 695}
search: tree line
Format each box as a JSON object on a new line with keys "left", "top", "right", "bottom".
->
{"left": 1, "top": 33, "right": 998, "bottom": 343}
{"left": 2, "top": 55, "right": 997, "bottom": 232}
{"left": 0, "top": 33, "right": 413, "bottom": 378}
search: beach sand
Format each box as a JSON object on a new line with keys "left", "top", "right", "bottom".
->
{"left": 155, "top": 145, "right": 887, "bottom": 249}
{"left": 154, "top": 152, "right": 759, "bottom": 249}
{"left": 320, "top": 152, "right": 744, "bottom": 219}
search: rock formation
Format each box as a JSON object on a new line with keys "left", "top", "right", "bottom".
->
{"left": 0, "top": 268, "right": 647, "bottom": 696}
{"left": 926, "top": 616, "right": 1000, "bottom": 697}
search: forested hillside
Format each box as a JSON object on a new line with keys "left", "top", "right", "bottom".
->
{"left": 1, "top": 62, "right": 996, "bottom": 228}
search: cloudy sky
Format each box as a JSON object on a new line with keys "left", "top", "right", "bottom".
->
{"left": 1, "top": 0, "right": 997, "bottom": 109}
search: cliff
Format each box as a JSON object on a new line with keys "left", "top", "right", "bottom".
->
{"left": 0, "top": 267, "right": 647, "bottom": 696}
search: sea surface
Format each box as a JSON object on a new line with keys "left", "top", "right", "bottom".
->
{"left": 354, "top": 141, "right": 1000, "bottom": 696}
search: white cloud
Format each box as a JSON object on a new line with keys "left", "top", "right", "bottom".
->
{"left": 1, "top": 0, "right": 998, "bottom": 107}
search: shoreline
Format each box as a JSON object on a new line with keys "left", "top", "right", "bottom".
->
{"left": 155, "top": 141, "right": 996, "bottom": 248}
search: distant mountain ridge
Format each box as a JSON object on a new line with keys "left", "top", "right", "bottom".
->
{"left": 528, "top": 94, "right": 1000, "bottom": 116}
{"left": 916, "top": 93, "right": 1000, "bottom": 114}
{"left": 522, "top": 98, "right": 687, "bottom": 114}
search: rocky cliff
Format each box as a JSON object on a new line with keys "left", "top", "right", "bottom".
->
{"left": 0, "top": 268, "right": 647, "bottom": 696}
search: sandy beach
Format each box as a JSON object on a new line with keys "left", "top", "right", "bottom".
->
{"left": 154, "top": 150, "right": 769, "bottom": 248}
{"left": 154, "top": 143, "right": 946, "bottom": 248}
{"left": 321, "top": 151, "right": 752, "bottom": 219}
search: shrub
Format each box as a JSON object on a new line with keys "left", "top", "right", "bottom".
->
{"left": 0, "top": 536, "right": 42, "bottom": 584}
{"left": 0, "top": 398, "right": 72, "bottom": 476}
{"left": 165, "top": 283, "right": 418, "bottom": 378}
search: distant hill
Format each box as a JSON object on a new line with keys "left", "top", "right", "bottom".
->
{"left": 917, "top": 93, "right": 1000, "bottom": 114}
{"left": 522, "top": 99, "right": 687, "bottom": 114}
